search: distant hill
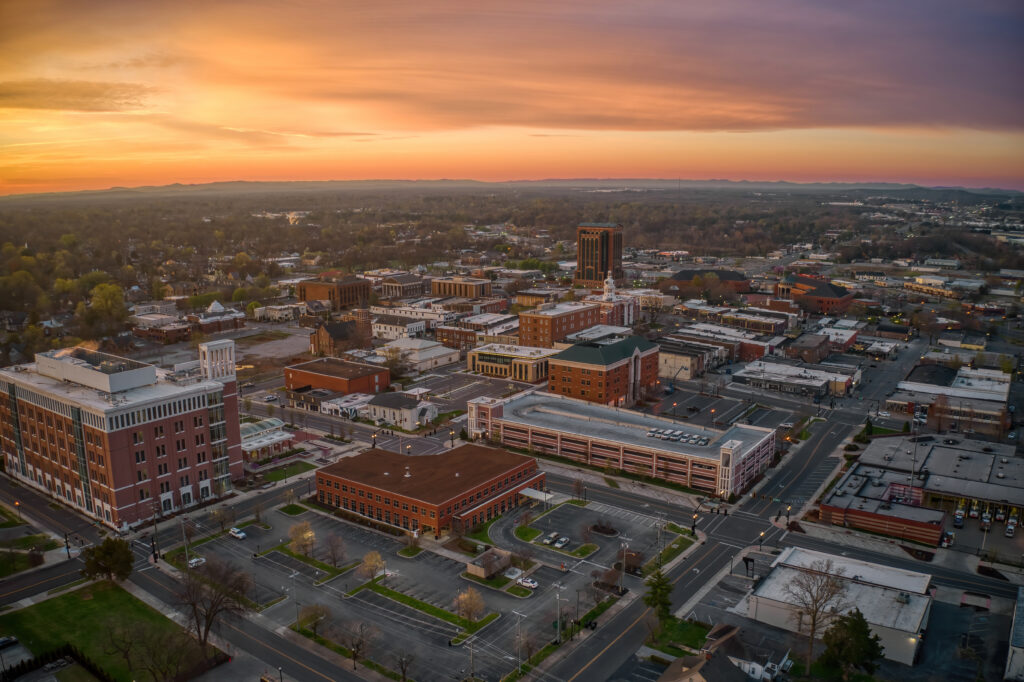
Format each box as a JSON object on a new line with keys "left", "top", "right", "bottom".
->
{"left": 1, "top": 178, "right": 1020, "bottom": 205}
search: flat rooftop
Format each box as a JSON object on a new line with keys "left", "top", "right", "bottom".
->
{"left": 287, "top": 357, "right": 385, "bottom": 379}
{"left": 472, "top": 343, "right": 560, "bottom": 359}
{"left": 494, "top": 392, "right": 773, "bottom": 461}
{"left": 522, "top": 302, "right": 599, "bottom": 317}
{"left": 318, "top": 444, "right": 537, "bottom": 505}
{"left": 755, "top": 547, "right": 931, "bottom": 635}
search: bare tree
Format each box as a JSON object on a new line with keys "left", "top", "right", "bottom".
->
{"left": 136, "top": 623, "right": 197, "bottom": 681}
{"left": 395, "top": 652, "right": 414, "bottom": 682}
{"left": 178, "top": 558, "right": 252, "bottom": 651}
{"left": 253, "top": 501, "right": 262, "bottom": 524}
{"left": 289, "top": 520, "right": 315, "bottom": 556}
{"left": 325, "top": 533, "right": 345, "bottom": 567}
{"left": 573, "top": 477, "right": 585, "bottom": 500}
{"left": 453, "top": 587, "right": 485, "bottom": 624}
{"left": 782, "top": 559, "right": 849, "bottom": 669}
{"left": 338, "top": 621, "right": 377, "bottom": 670}
{"left": 211, "top": 507, "right": 235, "bottom": 533}
{"left": 283, "top": 488, "right": 295, "bottom": 506}
{"left": 299, "top": 603, "right": 330, "bottom": 638}
{"left": 581, "top": 522, "right": 593, "bottom": 544}
{"left": 517, "top": 510, "right": 534, "bottom": 529}
{"left": 357, "top": 550, "right": 385, "bottom": 580}
{"left": 103, "top": 617, "right": 137, "bottom": 674}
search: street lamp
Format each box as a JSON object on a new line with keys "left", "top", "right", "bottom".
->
{"left": 691, "top": 512, "right": 698, "bottom": 534}
{"left": 449, "top": 429, "right": 456, "bottom": 447}
{"left": 710, "top": 408, "right": 716, "bottom": 426}
{"left": 786, "top": 505, "right": 792, "bottom": 523}
{"left": 759, "top": 530, "right": 765, "bottom": 551}
{"left": 405, "top": 444, "right": 412, "bottom": 455}
{"left": 672, "top": 401, "right": 678, "bottom": 418}
{"left": 372, "top": 433, "right": 377, "bottom": 449}
{"left": 14, "top": 501, "right": 20, "bottom": 521}
{"left": 278, "top": 666, "right": 283, "bottom": 682}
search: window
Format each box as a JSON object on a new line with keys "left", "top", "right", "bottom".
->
{"left": 157, "top": 463, "right": 168, "bottom": 476}
{"left": 402, "top": 503, "right": 409, "bottom": 510}
{"left": 135, "top": 450, "right": 146, "bottom": 464}
{"left": 154, "top": 425, "right": 164, "bottom": 438}
{"left": 139, "top": 489, "right": 150, "bottom": 500}
{"left": 375, "top": 494, "right": 382, "bottom": 502}
{"left": 193, "top": 415, "right": 204, "bottom": 428}
{"left": 159, "top": 481, "right": 170, "bottom": 494}
{"left": 358, "top": 490, "right": 365, "bottom": 498}
{"left": 196, "top": 451, "right": 207, "bottom": 464}
{"left": 176, "top": 439, "right": 186, "bottom": 452}
{"left": 174, "top": 420, "right": 184, "bottom": 433}
{"left": 156, "top": 444, "right": 166, "bottom": 457}
{"left": 179, "top": 475, "right": 189, "bottom": 487}
{"left": 198, "top": 470, "right": 208, "bottom": 481}
{"left": 132, "top": 431, "right": 144, "bottom": 445}
{"left": 137, "top": 470, "right": 148, "bottom": 482}
{"left": 178, "top": 457, "right": 188, "bottom": 470}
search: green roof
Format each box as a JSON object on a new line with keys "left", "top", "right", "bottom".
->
{"left": 552, "top": 336, "right": 657, "bottom": 366}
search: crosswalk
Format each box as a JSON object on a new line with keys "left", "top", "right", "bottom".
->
{"left": 586, "top": 501, "right": 670, "bottom": 528}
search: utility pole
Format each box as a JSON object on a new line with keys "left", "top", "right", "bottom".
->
{"left": 618, "top": 543, "right": 628, "bottom": 595}
{"left": 180, "top": 516, "right": 190, "bottom": 567}
{"left": 554, "top": 583, "right": 567, "bottom": 644}
{"left": 513, "top": 610, "right": 525, "bottom": 674}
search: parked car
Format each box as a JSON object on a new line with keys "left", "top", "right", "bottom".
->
{"left": 968, "top": 507, "right": 980, "bottom": 518}
{"left": 187, "top": 556, "right": 206, "bottom": 569}
{"left": 228, "top": 527, "right": 247, "bottom": 540}
{"left": 516, "top": 577, "right": 539, "bottom": 589}
{"left": 1006, "top": 524, "right": 1017, "bottom": 538}
{"left": 1010, "top": 431, "right": 1018, "bottom": 441}
{"left": 542, "top": 531, "right": 559, "bottom": 545}
{"left": 877, "top": 411, "right": 891, "bottom": 418}
{"left": 263, "top": 394, "right": 277, "bottom": 402}
{"left": 0, "top": 636, "right": 18, "bottom": 650}
{"left": 996, "top": 509, "right": 1007, "bottom": 522}
{"left": 940, "top": 531, "right": 955, "bottom": 548}
{"left": 554, "top": 536, "right": 570, "bottom": 549}
{"left": 953, "top": 512, "right": 965, "bottom": 528}
{"left": 1011, "top": 514, "right": 1020, "bottom": 526}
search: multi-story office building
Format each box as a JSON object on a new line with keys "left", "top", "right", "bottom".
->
{"left": 574, "top": 223, "right": 623, "bottom": 288}
{"left": 517, "top": 302, "right": 601, "bottom": 348}
{"left": 467, "top": 344, "right": 560, "bottom": 382}
{"left": 315, "top": 444, "right": 545, "bottom": 537}
{"left": 430, "top": 276, "right": 493, "bottom": 299}
{"left": 548, "top": 336, "right": 659, "bottom": 407}
{"left": 0, "top": 341, "right": 243, "bottom": 530}
{"left": 297, "top": 276, "right": 371, "bottom": 311}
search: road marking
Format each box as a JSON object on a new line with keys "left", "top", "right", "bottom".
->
{"left": 566, "top": 550, "right": 717, "bottom": 682}
{"left": 0, "top": 567, "right": 82, "bottom": 600}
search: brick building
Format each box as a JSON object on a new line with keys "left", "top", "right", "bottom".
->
{"left": 315, "top": 444, "right": 546, "bottom": 537}
{"left": 430, "top": 276, "right": 493, "bottom": 298}
{"left": 774, "top": 274, "right": 854, "bottom": 314}
{"left": 284, "top": 358, "right": 389, "bottom": 395}
{"left": 658, "top": 269, "right": 752, "bottom": 295}
{"left": 517, "top": 302, "right": 601, "bottom": 348}
{"left": 380, "top": 274, "right": 427, "bottom": 299}
{"left": 309, "top": 319, "right": 371, "bottom": 357}
{"left": 784, "top": 334, "right": 832, "bottom": 364}
{"left": 0, "top": 341, "right": 243, "bottom": 530}
{"left": 435, "top": 326, "right": 481, "bottom": 352}
{"left": 548, "top": 336, "right": 659, "bottom": 407}
{"left": 574, "top": 223, "right": 623, "bottom": 288}
{"left": 297, "top": 276, "right": 371, "bottom": 311}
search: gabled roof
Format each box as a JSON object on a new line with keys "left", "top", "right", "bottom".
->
{"left": 319, "top": 321, "right": 357, "bottom": 340}
{"left": 552, "top": 335, "right": 657, "bottom": 366}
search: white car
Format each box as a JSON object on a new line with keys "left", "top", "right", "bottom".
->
{"left": 228, "top": 527, "right": 247, "bottom": 540}
{"left": 187, "top": 556, "right": 206, "bottom": 569}
{"left": 553, "top": 537, "right": 570, "bottom": 549}
{"left": 516, "top": 577, "right": 539, "bottom": 589}
{"left": 877, "top": 411, "right": 890, "bottom": 418}
{"left": 263, "top": 394, "right": 277, "bottom": 402}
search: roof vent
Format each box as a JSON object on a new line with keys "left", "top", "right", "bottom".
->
{"left": 404, "top": 467, "right": 411, "bottom": 478}
{"left": 455, "top": 472, "right": 460, "bottom": 477}
{"left": 383, "top": 472, "right": 390, "bottom": 476}
{"left": 1002, "top": 458, "right": 1009, "bottom": 464}
{"left": 998, "top": 473, "right": 1006, "bottom": 479}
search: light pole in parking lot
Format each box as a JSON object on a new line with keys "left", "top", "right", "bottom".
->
{"left": 449, "top": 429, "right": 456, "bottom": 448}
{"left": 691, "top": 512, "right": 698, "bottom": 535}
{"left": 759, "top": 530, "right": 765, "bottom": 551}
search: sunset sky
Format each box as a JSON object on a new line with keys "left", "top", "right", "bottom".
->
{"left": 2, "top": 0, "right": 1023, "bottom": 195}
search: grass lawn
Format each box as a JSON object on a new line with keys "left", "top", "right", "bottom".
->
{"left": 0, "top": 506, "right": 23, "bottom": 528}
{"left": 570, "top": 543, "right": 598, "bottom": 558}
{"left": 398, "top": 545, "right": 423, "bottom": 558}
{"left": 462, "top": 572, "right": 510, "bottom": 589}
{"left": 657, "top": 617, "right": 710, "bottom": 650}
{"left": 56, "top": 665, "right": 101, "bottom": 682}
{"left": 514, "top": 526, "right": 541, "bottom": 542}
{"left": 566, "top": 499, "right": 589, "bottom": 507}
{"left": 0, "top": 552, "right": 33, "bottom": 578}
{"left": 266, "top": 543, "right": 348, "bottom": 580}
{"left": 0, "top": 534, "right": 61, "bottom": 551}
{"left": 264, "top": 461, "right": 316, "bottom": 482}
{"left": 643, "top": 535, "right": 694, "bottom": 573}
{"left": 293, "top": 626, "right": 402, "bottom": 681}
{"left": 465, "top": 516, "right": 500, "bottom": 544}
{"left": 369, "top": 582, "right": 497, "bottom": 634}
{"left": 0, "top": 581, "right": 211, "bottom": 682}
{"left": 665, "top": 522, "right": 692, "bottom": 536}
{"left": 280, "top": 503, "right": 308, "bottom": 515}
{"left": 604, "top": 477, "right": 620, "bottom": 488}
{"left": 507, "top": 585, "right": 532, "bottom": 598}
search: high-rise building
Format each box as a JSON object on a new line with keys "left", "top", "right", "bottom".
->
{"left": 0, "top": 341, "right": 243, "bottom": 530}
{"left": 574, "top": 222, "right": 623, "bottom": 288}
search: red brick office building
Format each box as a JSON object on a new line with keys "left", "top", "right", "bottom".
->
{"left": 518, "top": 302, "right": 601, "bottom": 348}
{"left": 548, "top": 336, "right": 659, "bottom": 407}
{"left": 284, "top": 358, "right": 390, "bottom": 394}
{"left": 315, "top": 444, "right": 545, "bottom": 537}
{"left": 297, "top": 276, "right": 371, "bottom": 311}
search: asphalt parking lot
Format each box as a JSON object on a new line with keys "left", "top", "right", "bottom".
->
{"left": 653, "top": 388, "right": 750, "bottom": 430}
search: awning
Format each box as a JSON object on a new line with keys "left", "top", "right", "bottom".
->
{"left": 519, "top": 488, "right": 554, "bottom": 503}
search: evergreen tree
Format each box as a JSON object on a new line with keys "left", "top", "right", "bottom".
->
{"left": 643, "top": 569, "right": 673, "bottom": 626}
{"left": 821, "top": 608, "right": 884, "bottom": 677}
